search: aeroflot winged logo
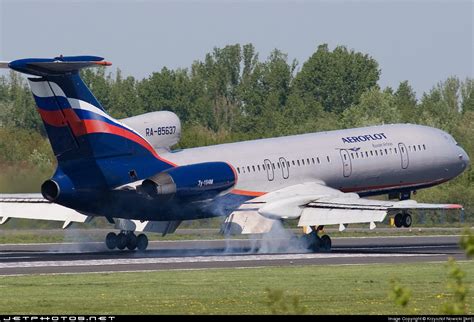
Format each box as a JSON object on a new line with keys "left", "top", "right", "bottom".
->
{"left": 342, "top": 133, "right": 387, "bottom": 144}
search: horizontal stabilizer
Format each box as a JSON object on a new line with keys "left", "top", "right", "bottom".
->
{"left": 8, "top": 56, "right": 111, "bottom": 76}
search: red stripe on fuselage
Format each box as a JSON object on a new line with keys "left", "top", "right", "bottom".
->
{"left": 79, "top": 120, "right": 177, "bottom": 166}
{"left": 340, "top": 178, "right": 448, "bottom": 193}
{"left": 36, "top": 106, "right": 176, "bottom": 167}
{"left": 231, "top": 179, "right": 448, "bottom": 198}
{"left": 231, "top": 189, "right": 266, "bottom": 197}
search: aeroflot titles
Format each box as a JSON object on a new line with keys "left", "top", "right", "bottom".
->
{"left": 342, "top": 133, "right": 387, "bottom": 144}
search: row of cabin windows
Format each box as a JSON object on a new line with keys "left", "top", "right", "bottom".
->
{"left": 236, "top": 155, "right": 331, "bottom": 174}
{"left": 344, "top": 144, "right": 427, "bottom": 161}
{"left": 236, "top": 144, "right": 427, "bottom": 174}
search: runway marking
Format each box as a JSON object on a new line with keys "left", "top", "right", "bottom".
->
{"left": 338, "top": 245, "right": 456, "bottom": 250}
{"left": 0, "top": 256, "right": 32, "bottom": 260}
{"left": 0, "top": 253, "right": 442, "bottom": 269}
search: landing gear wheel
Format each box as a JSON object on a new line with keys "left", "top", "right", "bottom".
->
{"left": 394, "top": 213, "right": 403, "bottom": 228}
{"left": 402, "top": 213, "right": 412, "bottom": 228}
{"left": 137, "top": 234, "right": 149, "bottom": 251}
{"left": 320, "top": 235, "right": 332, "bottom": 252}
{"left": 105, "top": 232, "right": 117, "bottom": 250}
{"left": 308, "top": 232, "right": 321, "bottom": 253}
{"left": 117, "top": 232, "right": 128, "bottom": 250}
{"left": 126, "top": 233, "right": 138, "bottom": 251}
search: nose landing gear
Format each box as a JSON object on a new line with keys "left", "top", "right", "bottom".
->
{"left": 105, "top": 231, "right": 149, "bottom": 251}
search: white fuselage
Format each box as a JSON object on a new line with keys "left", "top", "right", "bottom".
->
{"left": 160, "top": 124, "right": 469, "bottom": 197}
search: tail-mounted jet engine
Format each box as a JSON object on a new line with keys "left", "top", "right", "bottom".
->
{"left": 139, "top": 162, "right": 237, "bottom": 201}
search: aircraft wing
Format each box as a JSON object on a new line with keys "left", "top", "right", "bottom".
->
{"left": 0, "top": 193, "right": 91, "bottom": 228}
{"left": 0, "top": 194, "right": 181, "bottom": 234}
{"left": 222, "top": 182, "right": 462, "bottom": 234}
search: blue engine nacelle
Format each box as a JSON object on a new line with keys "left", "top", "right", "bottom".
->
{"left": 140, "top": 162, "right": 237, "bottom": 200}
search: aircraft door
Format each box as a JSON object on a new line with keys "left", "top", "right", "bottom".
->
{"left": 264, "top": 159, "right": 274, "bottom": 181}
{"left": 279, "top": 157, "right": 289, "bottom": 179}
{"left": 339, "top": 149, "right": 352, "bottom": 177}
{"left": 398, "top": 143, "right": 409, "bottom": 169}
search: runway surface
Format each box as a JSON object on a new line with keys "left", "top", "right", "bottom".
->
{"left": 0, "top": 235, "right": 467, "bottom": 276}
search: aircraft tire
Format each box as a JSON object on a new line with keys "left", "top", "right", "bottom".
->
{"left": 320, "top": 235, "right": 332, "bottom": 252}
{"left": 394, "top": 213, "right": 403, "bottom": 228}
{"left": 402, "top": 213, "right": 412, "bottom": 228}
{"left": 117, "top": 232, "right": 128, "bottom": 250}
{"left": 309, "top": 233, "right": 321, "bottom": 253}
{"left": 105, "top": 232, "right": 117, "bottom": 250}
{"left": 127, "top": 233, "right": 138, "bottom": 251}
{"left": 137, "top": 234, "right": 149, "bottom": 251}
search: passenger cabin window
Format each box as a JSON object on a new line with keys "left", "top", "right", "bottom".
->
{"left": 292, "top": 160, "right": 295, "bottom": 166}
{"left": 317, "top": 157, "right": 320, "bottom": 164}
{"left": 257, "top": 165, "right": 260, "bottom": 171}
{"left": 297, "top": 160, "right": 300, "bottom": 166}
{"left": 247, "top": 166, "right": 250, "bottom": 172}
{"left": 302, "top": 159, "right": 305, "bottom": 165}
{"left": 237, "top": 167, "right": 240, "bottom": 174}
{"left": 252, "top": 165, "right": 256, "bottom": 171}
{"left": 327, "top": 156, "right": 330, "bottom": 162}
{"left": 312, "top": 158, "right": 315, "bottom": 164}
{"left": 423, "top": 144, "right": 426, "bottom": 150}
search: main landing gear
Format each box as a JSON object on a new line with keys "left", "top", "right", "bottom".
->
{"left": 301, "top": 226, "right": 332, "bottom": 252}
{"left": 394, "top": 212, "right": 412, "bottom": 228}
{"left": 105, "top": 231, "right": 149, "bottom": 251}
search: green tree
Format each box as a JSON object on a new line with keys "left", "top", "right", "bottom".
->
{"left": 342, "top": 87, "right": 399, "bottom": 128}
{"left": 394, "top": 81, "right": 417, "bottom": 122}
{"left": 293, "top": 44, "right": 380, "bottom": 114}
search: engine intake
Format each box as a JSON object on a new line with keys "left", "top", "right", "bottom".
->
{"left": 141, "top": 162, "right": 237, "bottom": 200}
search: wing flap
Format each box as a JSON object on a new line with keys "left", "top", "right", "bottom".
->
{"left": 221, "top": 201, "right": 276, "bottom": 235}
{"left": 298, "top": 208, "right": 386, "bottom": 227}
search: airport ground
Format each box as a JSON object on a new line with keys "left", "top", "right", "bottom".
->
{"left": 0, "top": 228, "right": 472, "bottom": 314}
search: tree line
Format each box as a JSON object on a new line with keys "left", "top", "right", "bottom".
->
{"left": 0, "top": 43, "right": 473, "bottom": 221}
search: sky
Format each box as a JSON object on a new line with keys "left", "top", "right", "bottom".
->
{"left": 0, "top": 0, "right": 472, "bottom": 97}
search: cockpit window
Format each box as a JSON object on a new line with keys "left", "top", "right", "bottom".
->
{"left": 443, "top": 133, "right": 458, "bottom": 145}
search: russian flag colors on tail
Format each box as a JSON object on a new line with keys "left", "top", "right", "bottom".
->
{"left": 8, "top": 56, "right": 174, "bottom": 191}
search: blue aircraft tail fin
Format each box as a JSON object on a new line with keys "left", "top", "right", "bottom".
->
{"left": 8, "top": 56, "right": 174, "bottom": 188}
